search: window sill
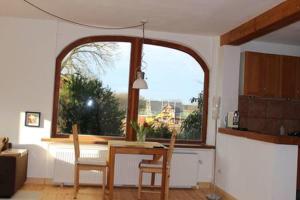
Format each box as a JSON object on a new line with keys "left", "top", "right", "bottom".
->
{"left": 42, "top": 135, "right": 124, "bottom": 144}
{"left": 41, "top": 137, "right": 215, "bottom": 149}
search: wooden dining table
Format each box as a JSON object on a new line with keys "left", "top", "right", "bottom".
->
{"left": 107, "top": 140, "right": 168, "bottom": 200}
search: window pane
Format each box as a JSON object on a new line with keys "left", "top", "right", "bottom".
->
{"left": 58, "top": 42, "right": 130, "bottom": 136}
{"left": 138, "top": 44, "right": 204, "bottom": 141}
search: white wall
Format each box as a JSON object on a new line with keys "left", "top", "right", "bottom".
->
{"left": 0, "top": 17, "right": 57, "bottom": 178}
{"left": 241, "top": 41, "right": 300, "bottom": 57}
{"left": 0, "top": 16, "right": 218, "bottom": 181}
{"left": 216, "top": 133, "right": 298, "bottom": 200}
{"left": 218, "top": 45, "right": 241, "bottom": 127}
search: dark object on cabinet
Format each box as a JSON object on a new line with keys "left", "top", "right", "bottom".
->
{"left": 288, "top": 131, "right": 300, "bottom": 137}
{"left": 0, "top": 147, "right": 28, "bottom": 198}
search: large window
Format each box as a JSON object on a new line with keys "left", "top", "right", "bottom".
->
{"left": 52, "top": 36, "right": 209, "bottom": 144}
{"left": 138, "top": 44, "right": 205, "bottom": 141}
{"left": 56, "top": 42, "right": 130, "bottom": 137}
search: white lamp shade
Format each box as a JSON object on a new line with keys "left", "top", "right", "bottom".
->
{"left": 133, "top": 71, "right": 148, "bottom": 89}
{"left": 133, "top": 78, "right": 148, "bottom": 89}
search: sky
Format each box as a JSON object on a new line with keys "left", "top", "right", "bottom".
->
{"left": 82, "top": 42, "right": 204, "bottom": 105}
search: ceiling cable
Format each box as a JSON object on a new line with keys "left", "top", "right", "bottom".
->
{"left": 23, "top": 0, "right": 145, "bottom": 30}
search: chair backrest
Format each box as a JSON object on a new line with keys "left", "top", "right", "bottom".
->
{"left": 167, "top": 129, "right": 177, "bottom": 165}
{"left": 72, "top": 124, "right": 80, "bottom": 162}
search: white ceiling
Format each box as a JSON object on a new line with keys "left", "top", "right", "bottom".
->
{"left": 256, "top": 21, "right": 300, "bottom": 46}
{"left": 0, "top": 0, "right": 284, "bottom": 35}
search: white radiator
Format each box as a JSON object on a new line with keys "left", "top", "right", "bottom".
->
{"left": 170, "top": 151, "right": 199, "bottom": 187}
{"left": 53, "top": 147, "right": 107, "bottom": 185}
{"left": 52, "top": 146, "right": 198, "bottom": 188}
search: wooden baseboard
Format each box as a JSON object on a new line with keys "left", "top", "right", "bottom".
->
{"left": 197, "top": 182, "right": 237, "bottom": 200}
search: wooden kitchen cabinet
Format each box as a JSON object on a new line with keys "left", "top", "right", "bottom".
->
{"left": 244, "top": 52, "right": 281, "bottom": 97}
{"left": 263, "top": 54, "right": 281, "bottom": 97}
{"left": 244, "top": 52, "right": 300, "bottom": 99}
{"left": 244, "top": 52, "right": 264, "bottom": 96}
{"left": 281, "top": 56, "right": 298, "bottom": 98}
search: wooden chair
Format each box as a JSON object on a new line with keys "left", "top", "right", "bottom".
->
{"left": 137, "top": 130, "right": 176, "bottom": 200}
{"left": 72, "top": 124, "right": 108, "bottom": 199}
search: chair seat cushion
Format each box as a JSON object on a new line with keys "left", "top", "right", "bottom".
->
{"left": 77, "top": 157, "right": 107, "bottom": 166}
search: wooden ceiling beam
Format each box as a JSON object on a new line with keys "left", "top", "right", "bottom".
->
{"left": 220, "top": 0, "right": 300, "bottom": 46}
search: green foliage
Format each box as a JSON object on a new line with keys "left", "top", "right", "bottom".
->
{"left": 146, "top": 123, "right": 172, "bottom": 139}
{"left": 58, "top": 74, "right": 125, "bottom": 135}
{"left": 180, "top": 92, "right": 204, "bottom": 140}
{"left": 180, "top": 110, "right": 202, "bottom": 140}
{"left": 130, "top": 120, "right": 173, "bottom": 140}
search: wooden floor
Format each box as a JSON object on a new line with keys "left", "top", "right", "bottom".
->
{"left": 21, "top": 183, "right": 228, "bottom": 200}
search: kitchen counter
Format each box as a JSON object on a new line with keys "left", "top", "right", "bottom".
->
{"left": 217, "top": 127, "right": 299, "bottom": 199}
{"left": 219, "top": 128, "right": 300, "bottom": 145}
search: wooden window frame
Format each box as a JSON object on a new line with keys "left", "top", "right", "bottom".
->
{"left": 51, "top": 36, "right": 209, "bottom": 144}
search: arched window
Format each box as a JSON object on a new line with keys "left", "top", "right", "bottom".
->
{"left": 51, "top": 36, "right": 209, "bottom": 144}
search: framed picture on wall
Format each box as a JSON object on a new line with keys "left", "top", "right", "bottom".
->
{"left": 25, "top": 112, "right": 41, "bottom": 127}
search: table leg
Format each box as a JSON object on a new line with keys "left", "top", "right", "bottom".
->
{"left": 151, "top": 172, "right": 155, "bottom": 186}
{"left": 151, "top": 154, "right": 160, "bottom": 186}
{"left": 106, "top": 163, "right": 110, "bottom": 190}
{"left": 108, "top": 147, "right": 115, "bottom": 200}
{"left": 160, "top": 150, "right": 167, "bottom": 200}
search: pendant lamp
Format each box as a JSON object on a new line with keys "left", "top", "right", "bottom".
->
{"left": 133, "top": 21, "right": 148, "bottom": 89}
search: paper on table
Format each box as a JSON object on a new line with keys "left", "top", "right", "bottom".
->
{"left": 106, "top": 140, "right": 165, "bottom": 161}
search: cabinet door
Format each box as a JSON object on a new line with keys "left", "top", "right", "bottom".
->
{"left": 263, "top": 54, "right": 281, "bottom": 97}
{"left": 244, "top": 52, "right": 265, "bottom": 96}
{"left": 281, "top": 56, "right": 298, "bottom": 98}
{"left": 296, "top": 58, "right": 300, "bottom": 99}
